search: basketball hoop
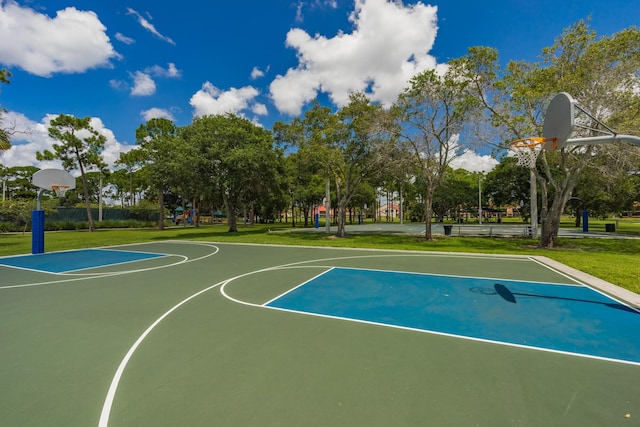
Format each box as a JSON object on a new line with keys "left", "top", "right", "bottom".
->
{"left": 509, "top": 137, "right": 555, "bottom": 169}
{"left": 51, "top": 185, "right": 69, "bottom": 198}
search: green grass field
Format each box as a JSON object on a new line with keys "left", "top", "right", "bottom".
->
{"left": 1, "top": 220, "right": 639, "bottom": 294}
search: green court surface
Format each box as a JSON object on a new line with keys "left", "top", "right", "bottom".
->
{"left": 1, "top": 241, "right": 638, "bottom": 426}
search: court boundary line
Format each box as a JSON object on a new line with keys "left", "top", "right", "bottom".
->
{"left": 205, "top": 241, "right": 638, "bottom": 309}
{"left": 263, "top": 267, "right": 336, "bottom": 306}
{"left": 218, "top": 262, "right": 640, "bottom": 367}
{"left": 0, "top": 241, "right": 220, "bottom": 291}
{"left": 61, "top": 253, "right": 179, "bottom": 275}
{"left": 91, "top": 245, "right": 638, "bottom": 426}
{"left": 531, "top": 256, "right": 640, "bottom": 308}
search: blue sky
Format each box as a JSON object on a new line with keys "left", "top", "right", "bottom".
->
{"left": 1, "top": 0, "right": 639, "bottom": 172}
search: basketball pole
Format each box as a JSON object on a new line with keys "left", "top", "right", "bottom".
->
{"left": 32, "top": 189, "right": 46, "bottom": 254}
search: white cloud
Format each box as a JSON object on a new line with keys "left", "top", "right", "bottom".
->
{"left": 1, "top": 112, "right": 60, "bottom": 168}
{"left": 251, "top": 103, "right": 268, "bottom": 116}
{"left": 450, "top": 150, "right": 498, "bottom": 173}
{"left": 109, "top": 79, "right": 127, "bottom": 91}
{"left": 295, "top": 0, "right": 338, "bottom": 23}
{"left": 126, "top": 8, "right": 175, "bottom": 45}
{"left": 141, "top": 108, "right": 175, "bottom": 122}
{"left": 115, "top": 32, "right": 135, "bottom": 45}
{"left": 189, "top": 82, "right": 260, "bottom": 117}
{"left": 0, "top": 2, "right": 119, "bottom": 77}
{"left": 89, "top": 117, "right": 131, "bottom": 167}
{"left": 145, "top": 63, "right": 181, "bottom": 78}
{"left": 250, "top": 66, "right": 266, "bottom": 80}
{"left": 1, "top": 111, "right": 129, "bottom": 170}
{"left": 130, "top": 71, "right": 156, "bottom": 96}
{"left": 270, "top": 0, "right": 441, "bottom": 115}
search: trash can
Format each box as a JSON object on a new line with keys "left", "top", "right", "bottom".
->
{"left": 443, "top": 225, "right": 453, "bottom": 236}
{"left": 605, "top": 223, "right": 615, "bottom": 232}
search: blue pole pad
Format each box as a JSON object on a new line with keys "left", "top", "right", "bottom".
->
{"left": 582, "top": 210, "right": 589, "bottom": 233}
{"left": 32, "top": 210, "right": 45, "bottom": 254}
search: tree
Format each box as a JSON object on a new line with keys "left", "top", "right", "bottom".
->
{"left": 274, "top": 102, "right": 339, "bottom": 232}
{"left": 275, "top": 94, "right": 385, "bottom": 237}
{"left": 391, "top": 63, "right": 479, "bottom": 240}
{"left": 573, "top": 143, "right": 640, "bottom": 219}
{"left": 483, "top": 157, "right": 532, "bottom": 221}
{"left": 432, "top": 168, "right": 478, "bottom": 222}
{"left": 115, "top": 149, "right": 147, "bottom": 206}
{"left": 332, "top": 93, "right": 386, "bottom": 237}
{"left": 135, "top": 118, "right": 182, "bottom": 230}
{"left": 38, "top": 115, "right": 106, "bottom": 232}
{"left": 466, "top": 21, "right": 640, "bottom": 247}
{"left": 0, "top": 165, "right": 39, "bottom": 200}
{"left": 183, "top": 114, "right": 278, "bottom": 232}
{"left": 281, "top": 152, "right": 325, "bottom": 227}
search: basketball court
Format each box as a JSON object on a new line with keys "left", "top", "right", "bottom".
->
{"left": 1, "top": 240, "right": 638, "bottom": 426}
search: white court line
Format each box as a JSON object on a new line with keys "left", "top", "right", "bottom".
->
{"left": 98, "top": 248, "right": 637, "bottom": 426}
{"left": 0, "top": 241, "right": 219, "bottom": 290}
{"left": 220, "top": 262, "right": 640, "bottom": 367}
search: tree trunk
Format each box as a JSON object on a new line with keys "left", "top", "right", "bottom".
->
{"left": 157, "top": 190, "right": 164, "bottom": 230}
{"left": 225, "top": 195, "right": 238, "bottom": 232}
{"left": 421, "top": 175, "right": 436, "bottom": 240}
{"left": 77, "top": 161, "right": 95, "bottom": 232}
{"left": 424, "top": 187, "right": 434, "bottom": 240}
{"left": 539, "top": 176, "right": 579, "bottom": 248}
{"left": 336, "top": 182, "right": 347, "bottom": 237}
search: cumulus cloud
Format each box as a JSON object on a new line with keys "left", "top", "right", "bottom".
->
{"left": 89, "top": 117, "right": 131, "bottom": 167}
{"left": 1, "top": 111, "right": 129, "bottom": 169}
{"left": 189, "top": 82, "right": 260, "bottom": 117}
{"left": 0, "top": 2, "right": 119, "bottom": 77}
{"left": 130, "top": 71, "right": 156, "bottom": 96}
{"left": 450, "top": 149, "right": 498, "bottom": 173}
{"left": 141, "top": 108, "right": 175, "bottom": 122}
{"left": 115, "top": 32, "right": 135, "bottom": 44}
{"left": 251, "top": 103, "right": 268, "bottom": 116}
{"left": 270, "top": 0, "right": 442, "bottom": 115}
{"left": 126, "top": 8, "right": 175, "bottom": 45}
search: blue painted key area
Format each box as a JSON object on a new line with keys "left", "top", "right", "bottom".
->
{"left": 0, "top": 249, "right": 166, "bottom": 273}
{"left": 267, "top": 267, "right": 640, "bottom": 364}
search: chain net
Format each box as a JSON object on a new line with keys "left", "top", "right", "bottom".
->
{"left": 509, "top": 138, "right": 548, "bottom": 169}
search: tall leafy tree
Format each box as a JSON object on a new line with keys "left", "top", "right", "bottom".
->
{"left": 391, "top": 62, "right": 479, "bottom": 240}
{"left": 483, "top": 157, "right": 532, "bottom": 221}
{"left": 183, "top": 114, "right": 277, "bottom": 232}
{"left": 275, "top": 94, "right": 386, "bottom": 237}
{"left": 38, "top": 115, "right": 106, "bottom": 232}
{"left": 0, "top": 165, "right": 39, "bottom": 200}
{"left": 467, "top": 21, "right": 640, "bottom": 247}
{"left": 115, "top": 149, "right": 147, "bottom": 206}
{"left": 135, "top": 118, "right": 182, "bottom": 230}
{"left": 332, "top": 92, "right": 386, "bottom": 237}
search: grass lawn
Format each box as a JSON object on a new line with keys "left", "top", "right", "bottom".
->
{"left": 1, "top": 221, "right": 639, "bottom": 295}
